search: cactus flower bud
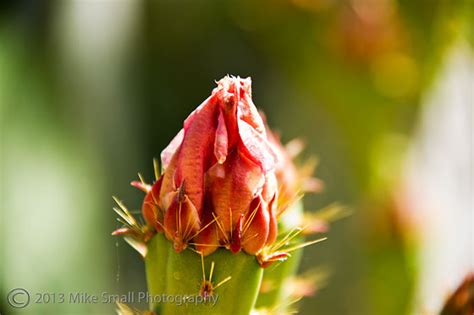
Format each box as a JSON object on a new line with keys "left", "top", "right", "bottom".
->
{"left": 113, "top": 76, "right": 332, "bottom": 315}
{"left": 142, "top": 76, "right": 279, "bottom": 256}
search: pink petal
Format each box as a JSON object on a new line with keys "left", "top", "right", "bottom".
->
{"left": 142, "top": 176, "right": 164, "bottom": 231}
{"left": 163, "top": 191, "right": 201, "bottom": 252}
{"left": 238, "top": 118, "right": 277, "bottom": 173}
{"left": 161, "top": 129, "right": 184, "bottom": 169}
{"left": 214, "top": 109, "right": 228, "bottom": 164}
{"left": 242, "top": 196, "right": 270, "bottom": 255}
{"left": 238, "top": 86, "right": 266, "bottom": 133}
{"left": 183, "top": 94, "right": 216, "bottom": 129}
{"left": 266, "top": 194, "right": 278, "bottom": 246}
{"left": 207, "top": 150, "right": 264, "bottom": 234}
{"left": 175, "top": 99, "right": 218, "bottom": 216}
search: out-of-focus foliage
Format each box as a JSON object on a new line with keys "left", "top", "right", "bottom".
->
{"left": 0, "top": 1, "right": 471, "bottom": 314}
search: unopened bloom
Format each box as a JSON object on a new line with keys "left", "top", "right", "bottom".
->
{"left": 141, "top": 76, "right": 279, "bottom": 256}
{"left": 113, "top": 76, "right": 333, "bottom": 315}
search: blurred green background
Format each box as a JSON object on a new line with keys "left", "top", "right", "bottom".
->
{"left": 0, "top": 0, "right": 472, "bottom": 314}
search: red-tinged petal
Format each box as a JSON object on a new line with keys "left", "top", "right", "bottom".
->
{"left": 207, "top": 150, "right": 264, "bottom": 234}
{"left": 194, "top": 222, "right": 219, "bottom": 256}
{"left": 262, "top": 173, "right": 278, "bottom": 203}
{"left": 175, "top": 99, "right": 218, "bottom": 216}
{"left": 159, "top": 147, "right": 179, "bottom": 209}
{"left": 142, "top": 177, "right": 164, "bottom": 231}
{"left": 238, "top": 118, "right": 277, "bottom": 172}
{"left": 237, "top": 82, "right": 266, "bottom": 134}
{"left": 161, "top": 129, "right": 184, "bottom": 169}
{"left": 163, "top": 191, "right": 201, "bottom": 252}
{"left": 131, "top": 180, "right": 151, "bottom": 193}
{"left": 194, "top": 199, "right": 220, "bottom": 255}
{"left": 214, "top": 109, "right": 228, "bottom": 164}
{"left": 218, "top": 89, "right": 239, "bottom": 148}
{"left": 183, "top": 94, "right": 216, "bottom": 129}
{"left": 266, "top": 194, "right": 278, "bottom": 246}
{"left": 242, "top": 196, "right": 270, "bottom": 255}
{"left": 142, "top": 197, "right": 158, "bottom": 230}
{"left": 258, "top": 252, "right": 290, "bottom": 268}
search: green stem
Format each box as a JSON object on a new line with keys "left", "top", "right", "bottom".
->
{"left": 255, "top": 201, "right": 304, "bottom": 313}
{"left": 146, "top": 234, "right": 263, "bottom": 315}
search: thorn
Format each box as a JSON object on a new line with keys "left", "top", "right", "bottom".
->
{"left": 113, "top": 196, "right": 137, "bottom": 226}
{"left": 138, "top": 173, "right": 146, "bottom": 185}
{"left": 242, "top": 199, "right": 262, "bottom": 236}
{"left": 190, "top": 216, "right": 218, "bottom": 239}
{"left": 284, "top": 237, "right": 327, "bottom": 253}
{"left": 188, "top": 247, "right": 201, "bottom": 254}
{"left": 214, "top": 276, "right": 232, "bottom": 289}
{"left": 209, "top": 262, "right": 215, "bottom": 283}
{"left": 200, "top": 252, "right": 206, "bottom": 282}
{"left": 153, "top": 158, "right": 160, "bottom": 181}
{"left": 113, "top": 208, "right": 136, "bottom": 227}
{"left": 212, "top": 213, "right": 230, "bottom": 244}
{"left": 271, "top": 227, "right": 304, "bottom": 252}
{"left": 241, "top": 232, "right": 259, "bottom": 246}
